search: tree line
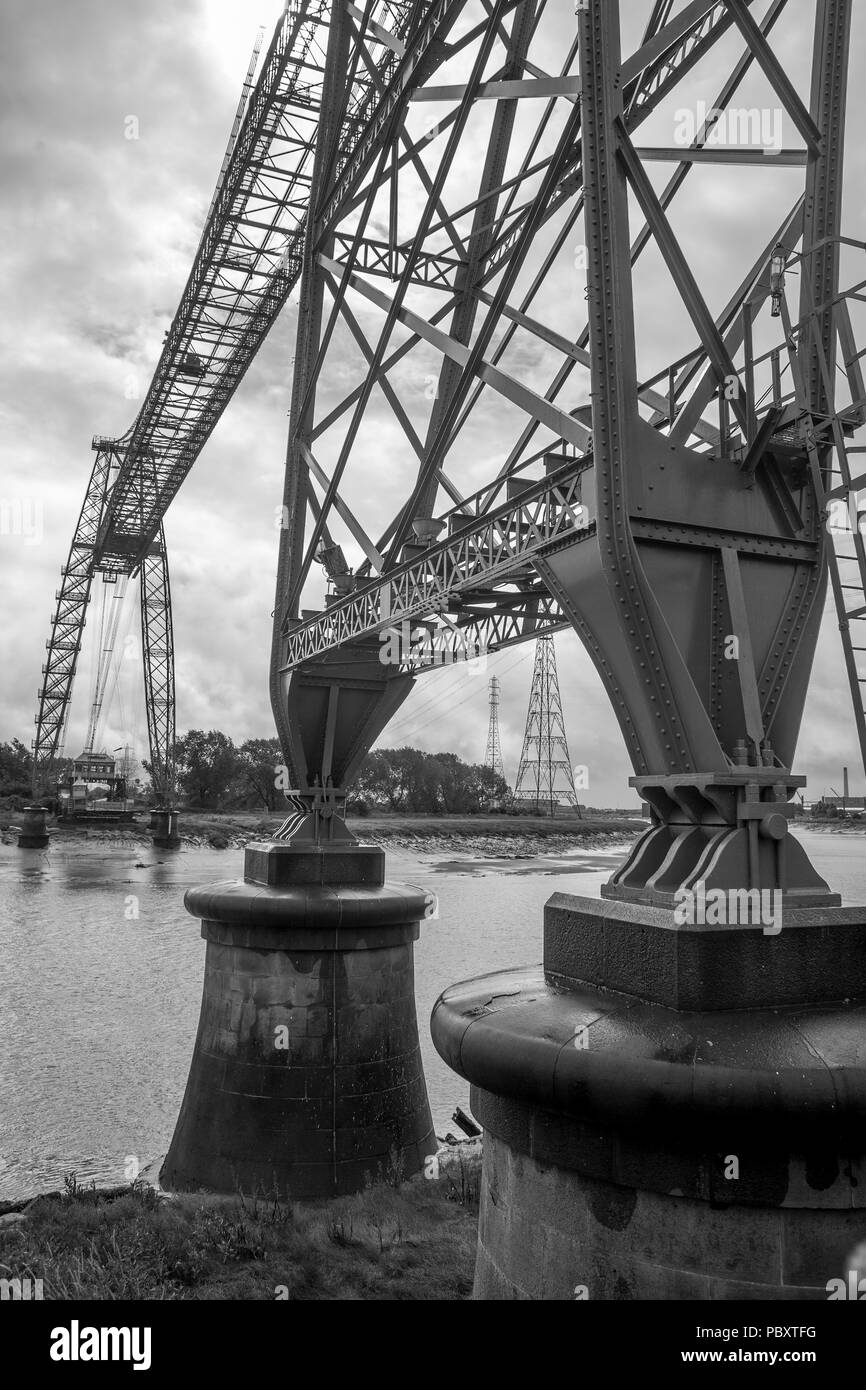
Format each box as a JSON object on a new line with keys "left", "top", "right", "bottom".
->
{"left": 168, "top": 733, "right": 508, "bottom": 813}
{"left": 0, "top": 739, "right": 32, "bottom": 799}
{"left": 352, "top": 747, "right": 507, "bottom": 814}
{"left": 1, "top": 734, "right": 508, "bottom": 814}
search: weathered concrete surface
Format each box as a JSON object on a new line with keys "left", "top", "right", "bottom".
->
{"left": 545, "top": 894, "right": 866, "bottom": 1010}
{"left": 431, "top": 892, "right": 866, "bottom": 1300}
{"left": 472, "top": 1127, "right": 865, "bottom": 1301}
{"left": 162, "top": 842, "right": 437, "bottom": 1198}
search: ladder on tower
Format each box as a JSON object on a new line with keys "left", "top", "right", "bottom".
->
{"left": 774, "top": 241, "right": 866, "bottom": 777}
{"left": 825, "top": 445, "right": 866, "bottom": 769}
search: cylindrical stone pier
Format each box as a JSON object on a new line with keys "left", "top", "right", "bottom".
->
{"left": 432, "top": 894, "right": 866, "bottom": 1300}
{"left": 161, "top": 839, "right": 438, "bottom": 1198}
{"left": 151, "top": 808, "right": 180, "bottom": 849}
{"left": 17, "top": 805, "right": 49, "bottom": 849}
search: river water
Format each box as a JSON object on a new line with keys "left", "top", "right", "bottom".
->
{"left": 1, "top": 830, "right": 864, "bottom": 1201}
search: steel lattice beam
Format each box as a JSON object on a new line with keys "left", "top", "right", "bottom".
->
{"left": 280, "top": 461, "right": 591, "bottom": 666}
{"left": 33, "top": 2, "right": 866, "bottom": 817}
{"left": 265, "top": 0, "right": 865, "bottom": 823}
{"left": 33, "top": 2, "right": 428, "bottom": 789}
{"left": 140, "top": 528, "right": 176, "bottom": 803}
{"left": 31, "top": 440, "right": 118, "bottom": 789}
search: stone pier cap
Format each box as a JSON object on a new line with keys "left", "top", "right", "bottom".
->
{"left": 184, "top": 839, "right": 437, "bottom": 946}
{"left": 430, "top": 892, "right": 866, "bottom": 1199}
{"left": 432, "top": 962, "right": 866, "bottom": 1155}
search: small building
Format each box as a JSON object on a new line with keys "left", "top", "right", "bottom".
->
{"left": 72, "top": 749, "right": 116, "bottom": 784}
{"left": 60, "top": 747, "right": 133, "bottom": 819}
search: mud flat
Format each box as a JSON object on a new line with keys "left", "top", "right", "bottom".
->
{"left": 1, "top": 811, "right": 646, "bottom": 853}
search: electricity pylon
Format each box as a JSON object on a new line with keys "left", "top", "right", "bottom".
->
{"left": 485, "top": 676, "right": 504, "bottom": 782}
{"left": 513, "top": 636, "right": 580, "bottom": 817}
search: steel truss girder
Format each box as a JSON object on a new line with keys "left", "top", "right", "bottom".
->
{"left": 283, "top": 0, "right": 518, "bottom": 619}
{"left": 93, "top": 1, "right": 426, "bottom": 573}
{"left": 34, "top": 3, "right": 428, "bottom": 795}
{"left": 332, "top": 231, "right": 462, "bottom": 290}
{"left": 272, "top": 1, "right": 798, "bottom": 707}
{"left": 32, "top": 442, "right": 117, "bottom": 789}
{"left": 95, "top": 2, "right": 330, "bottom": 567}
{"left": 269, "top": 0, "right": 860, "bottom": 917}
{"left": 140, "top": 528, "right": 176, "bottom": 803}
{"left": 564, "top": 0, "right": 853, "bottom": 910}
{"left": 385, "top": 591, "right": 568, "bottom": 673}
{"left": 449, "top": 0, "right": 792, "bottom": 482}
{"left": 283, "top": 0, "right": 770, "bottom": 610}
{"left": 281, "top": 462, "right": 591, "bottom": 666}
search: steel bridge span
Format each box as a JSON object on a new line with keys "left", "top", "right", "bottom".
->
{"left": 26, "top": 0, "right": 866, "bottom": 1299}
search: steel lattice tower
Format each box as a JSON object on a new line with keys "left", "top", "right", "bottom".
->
{"left": 485, "top": 676, "right": 505, "bottom": 781}
{"left": 512, "top": 636, "right": 579, "bottom": 816}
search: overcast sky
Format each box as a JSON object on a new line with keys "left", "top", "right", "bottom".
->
{"left": 1, "top": 0, "right": 865, "bottom": 807}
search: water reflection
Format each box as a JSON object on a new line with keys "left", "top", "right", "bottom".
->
{"left": 0, "top": 830, "right": 862, "bottom": 1201}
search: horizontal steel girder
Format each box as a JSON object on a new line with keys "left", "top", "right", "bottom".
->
{"left": 280, "top": 460, "right": 592, "bottom": 668}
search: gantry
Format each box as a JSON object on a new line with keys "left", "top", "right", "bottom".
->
{"left": 34, "top": 1, "right": 866, "bottom": 856}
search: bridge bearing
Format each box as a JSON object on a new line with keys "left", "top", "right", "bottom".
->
{"left": 605, "top": 772, "right": 839, "bottom": 910}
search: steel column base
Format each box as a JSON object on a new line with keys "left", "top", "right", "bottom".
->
{"left": 431, "top": 893, "right": 866, "bottom": 1301}
{"left": 17, "top": 806, "right": 49, "bottom": 849}
{"left": 151, "top": 809, "right": 180, "bottom": 849}
{"left": 161, "top": 841, "right": 438, "bottom": 1199}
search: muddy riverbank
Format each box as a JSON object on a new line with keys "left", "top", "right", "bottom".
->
{"left": 1, "top": 810, "right": 647, "bottom": 852}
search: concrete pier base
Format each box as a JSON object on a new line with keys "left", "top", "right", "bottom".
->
{"left": 17, "top": 805, "right": 49, "bottom": 849}
{"left": 431, "top": 894, "right": 866, "bottom": 1301}
{"left": 151, "top": 808, "right": 180, "bottom": 849}
{"left": 161, "top": 839, "right": 438, "bottom": 1199}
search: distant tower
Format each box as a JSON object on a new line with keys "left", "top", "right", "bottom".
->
{"left": 512, "top": 636, "right": 580, "bottom": 817}
{"left": 485, "top": 676, "right": 504, "bottom": 782}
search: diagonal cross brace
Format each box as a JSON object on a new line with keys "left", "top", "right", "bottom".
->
{"left": 616, "top": 123, "right": 749, "bottom": 438}
{"left": 317, "top": 253, "right": 592, "bottom": 452}
{"left": 722, "top": 0, "right": 822, "bottom": 155}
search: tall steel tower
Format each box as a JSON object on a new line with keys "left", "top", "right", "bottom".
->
{"left": 484, "top": 676, "right": 504, "bottom": 782}
{"left": 512, "top": 636, "right": 579, "bottom": 817}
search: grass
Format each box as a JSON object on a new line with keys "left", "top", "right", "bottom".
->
{"left": 0, "top": 1159, "right": 481, "bottom": 1301}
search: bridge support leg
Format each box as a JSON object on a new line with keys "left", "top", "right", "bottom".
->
{"left": 432, "top": 896, "right": 866, "bottom": 1299}
{"left": 18, "top": 805, "right": 49, "bottom": 849}
{"left": 161, "top": 834, "right": 437, "bottom": 1199}
{"left": 430, "top": 0, "right": 865, "bottom": 1299}
{"left": 151, "top": 808, "right": 180, "bottom": 849}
